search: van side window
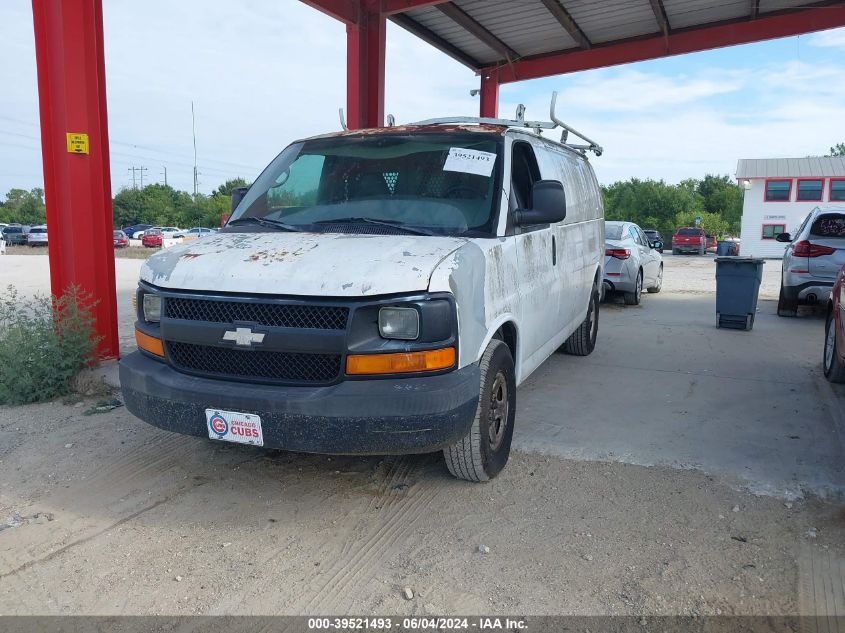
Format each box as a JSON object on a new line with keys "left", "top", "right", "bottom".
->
{"left": 510, "top": 142, "right": 540, "bottom": 210}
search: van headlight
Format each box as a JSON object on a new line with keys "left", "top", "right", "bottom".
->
{"left": 378, "top": 307, "right": 419, "bottom": 340}
{"left": 143, "top": 294, "right": 161, "bottom": 323}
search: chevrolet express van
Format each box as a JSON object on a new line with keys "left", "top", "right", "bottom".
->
{"left": 120, "top": 107, "right": 605, "bottom": 481}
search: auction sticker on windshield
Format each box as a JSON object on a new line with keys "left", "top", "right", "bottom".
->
{"left": 443, "top": 147, "right": 496, "bottom": 177}
{"left": 206, "top": 409, "right": 264, "bottom": 446}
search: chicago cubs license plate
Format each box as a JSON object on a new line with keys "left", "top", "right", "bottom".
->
{"left": 205, "top": 409, "right": 264, "bottom": 446}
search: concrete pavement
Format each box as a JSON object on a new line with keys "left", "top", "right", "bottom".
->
{"left": 516, "top": 293, "right": 844, "bottom": 499}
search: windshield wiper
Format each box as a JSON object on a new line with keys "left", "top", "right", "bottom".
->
{"left": 314, "top": 217, "right": 435, "bottom": 236}
{"left": 227, "top": 216, "right": 303, "bottom": 232}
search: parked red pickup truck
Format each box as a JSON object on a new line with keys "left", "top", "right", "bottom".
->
{"left": 672, "top": 227, "right": 707, "bottom": 255}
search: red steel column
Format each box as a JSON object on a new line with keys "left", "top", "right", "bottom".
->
{"left": 346, "top": 1, "right": 386, "bottom": 129}
{"left": 32, "top": 0, "right": 119, "bottom": 360}
{"left": 479, "top": 71, "right": 499, "bottom": 118}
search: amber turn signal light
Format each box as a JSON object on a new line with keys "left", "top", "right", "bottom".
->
{"left": 346, "top": 347, "right": 456, "bottom": 376}
{"left": 135, "top": 328, "right": 165, "bottom": 358}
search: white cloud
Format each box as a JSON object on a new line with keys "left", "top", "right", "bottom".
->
{"left": 1, "top": 1, "right": 844, "bottom": 195}
{"left": 807, "top": 27, "right": 845, "bottom": 49}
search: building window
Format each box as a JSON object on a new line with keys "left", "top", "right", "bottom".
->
{"left": 762, "top": 224, "right": 786, "bottom": 240}
{"left": 831, "top": 179, "right": 845, "bottom": 202}
{"left": 764, "top": 179, "right": 791, "bottom": 202}
{"left": 796, "top": 179, "right": 824, "bottom": 201}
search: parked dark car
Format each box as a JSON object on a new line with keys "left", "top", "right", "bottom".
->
{"left": 1, "top": 225, "right": 30, "bottom": 246}
{"left": 824, "top": 262, "right": 845, "bottom": 383}
{"left": 114, "top": 230, "right": 128, "bottom": 248}
{"left": 643, "top": 229, "right": 664, "bottom": 253}
{"left": 123, "top": 224, "right": 152, "bottom": 239}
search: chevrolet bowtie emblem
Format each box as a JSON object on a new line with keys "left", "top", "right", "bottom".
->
{"left": 222, "top": 327, "right": 265, "bottom": 347}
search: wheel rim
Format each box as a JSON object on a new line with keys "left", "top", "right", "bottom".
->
{"left": 588, "top": 294, "right": 598, "bottom": 340}
{"left": 487, "top": 371, "right": 509, "bottom": 452}
{"left": 656, "top": 267, "right": 663, "bottom": 289}
{"left": 636, "top": 273, "right": 642, "bottom": 300}
{"left": 825, "top": 320, "right": 836, "bottom": 370}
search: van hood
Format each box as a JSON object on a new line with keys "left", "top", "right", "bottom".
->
{"left": 140, "top": 231, "right": 468, "bottom": 297}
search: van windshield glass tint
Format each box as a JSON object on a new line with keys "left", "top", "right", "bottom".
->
{"left": 230, "top": 134, "right": 502, "bottom": 237}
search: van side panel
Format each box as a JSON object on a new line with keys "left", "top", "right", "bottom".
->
{"left": 429, "top": 239, "right": 522, "bottom": 380}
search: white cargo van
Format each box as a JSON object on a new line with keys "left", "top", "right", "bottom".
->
{"left": 120, "top": 100, "right": 605, "bottom": 481}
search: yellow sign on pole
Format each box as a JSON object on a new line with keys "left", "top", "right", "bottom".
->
{"left": 66, "top": 133, "right": 89, "bottom": 154}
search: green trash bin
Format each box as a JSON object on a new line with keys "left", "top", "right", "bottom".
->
{"left": 715, "top": 257, "right": 765, "bottom": 331}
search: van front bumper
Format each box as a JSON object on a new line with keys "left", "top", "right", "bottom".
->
{"left": 119, "top": 351, "right": 479, "bottom": 455}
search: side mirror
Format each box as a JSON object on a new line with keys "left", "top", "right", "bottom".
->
{"left": 231, "top": 187, "right": 249, "bottom": 213}
{"left": 651, "top": 240, "right": 663, "bottom": 251}
{"left": 514, "top": 180, "right": 567, "bottom": 226}
{"left": 775, "top": 232, "right": 791, "bottom": 243}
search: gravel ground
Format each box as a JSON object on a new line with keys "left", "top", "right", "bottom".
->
{"left": 0, "top": 251, "right": 842, "bottom": 618}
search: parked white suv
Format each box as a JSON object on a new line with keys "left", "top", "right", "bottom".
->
{"left": 120, "top": 106, "right": 605, "bottom": 481}
{"left": 27, "top": 225, "right": 48, "bottom": 247}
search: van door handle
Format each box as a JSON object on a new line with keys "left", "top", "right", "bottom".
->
{"left": 552, "top": 235, "right": 557, "bottom": 266}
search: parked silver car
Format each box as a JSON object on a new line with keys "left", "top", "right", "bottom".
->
{"left": 603, "top": 221, "right": 664, "bottom": 305}
{"left": 776, "top": 205, "right": 845, "bottom": 317}
{"left": 27, "top": 225, "right": 48, "bottom": 247}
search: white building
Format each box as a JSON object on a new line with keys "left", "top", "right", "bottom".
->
{"left": 736, "top": 157, "right": 845, "bottom": 257}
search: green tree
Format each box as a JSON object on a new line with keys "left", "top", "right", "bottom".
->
{"left": 696, "top": 174, "right": 742, "bottom": 233}
{"left": 2, "top": 188, "right": 46, "bottom": 225}
{"left": 830, "top": 143, "right": 845, "bottom": 157}
{"left": 211, "top": 178, "right": 249, "bottom": 197}
{"left": 674, "top": 210, "right": 728, "bottom": 238}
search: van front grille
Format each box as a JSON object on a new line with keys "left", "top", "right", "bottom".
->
{"left": 167, "top": 342, "right": 341, "bottom": 384}
{"left": 165, "top": 297, "right": 348, "bottom": 330}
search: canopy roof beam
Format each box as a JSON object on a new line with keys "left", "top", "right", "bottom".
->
{"left": 649, "top": 0, "right": 671, "bottom": 37}
{"left": 435, "top": 2, "right": 519, "bottom": 62}
{"left": 540, "top": 0, "right": 591, "bottom": 49}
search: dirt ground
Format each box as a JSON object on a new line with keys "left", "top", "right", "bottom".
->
{"left": 0, "top": 253, "right": 843, "bottom": 617}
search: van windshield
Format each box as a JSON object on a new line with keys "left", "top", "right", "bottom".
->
{"left": 230, "top": 133, "right": 503, "bottom": 237}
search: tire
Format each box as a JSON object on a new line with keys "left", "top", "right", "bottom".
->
{"left": 647, "top": 265, "right": 663, "bottom": 293}
{"left": 672, "top": 248, "right": 679, "bottom": 255}
{"left": 623, "top": 270, "right": 643, "bottom": 305}
{"left": 824, "top": 311, "right": 845, "bottom": 383}
{"left": 562, "top": 287, "right": 599, "bottom": 356}
{"left": 777, "top": 284, "right": 798, "bottom": 317}
{"left": 444, "top": 340, "right": 516, "bottom": 482}
{"left": 699, "top": 243, "right": 705, "bottom": 256}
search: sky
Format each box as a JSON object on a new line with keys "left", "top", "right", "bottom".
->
{"left": 1, "top": 0, "right": 844, "bottom": 196}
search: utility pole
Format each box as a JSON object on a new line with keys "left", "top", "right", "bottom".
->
{"left": 191, "top": 101, "right": 198, "bottom": 196}
{"left": 127, "top": 166, "right": 147, "bottom": 189}
{"left": 161, "top": 165, "right": 168, "bottom": 186}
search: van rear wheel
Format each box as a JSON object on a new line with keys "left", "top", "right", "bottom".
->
{"left": 561, "top": 287, "right": 599, "bottom": 356}
{"left": 444, "top": 340, "right": 515, "bottom": 482}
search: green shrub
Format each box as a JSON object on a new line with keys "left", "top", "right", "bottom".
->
{"left": 0, "top": 286, "right": 101, "bottom": 405}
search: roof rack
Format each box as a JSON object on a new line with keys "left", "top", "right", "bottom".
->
{"left": 409, "top": 91, "right": 603, "bottom": 157}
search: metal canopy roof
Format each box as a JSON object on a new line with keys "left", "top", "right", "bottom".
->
{"left": 736, "top": 157, "right": 845, "bottom": 179}
{"left": 389, "top": 0, "right": 845, "bottom": 82}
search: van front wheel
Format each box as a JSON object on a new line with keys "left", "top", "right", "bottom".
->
{"left": 444, "top": 340, "right": 516, "bottom": 482}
